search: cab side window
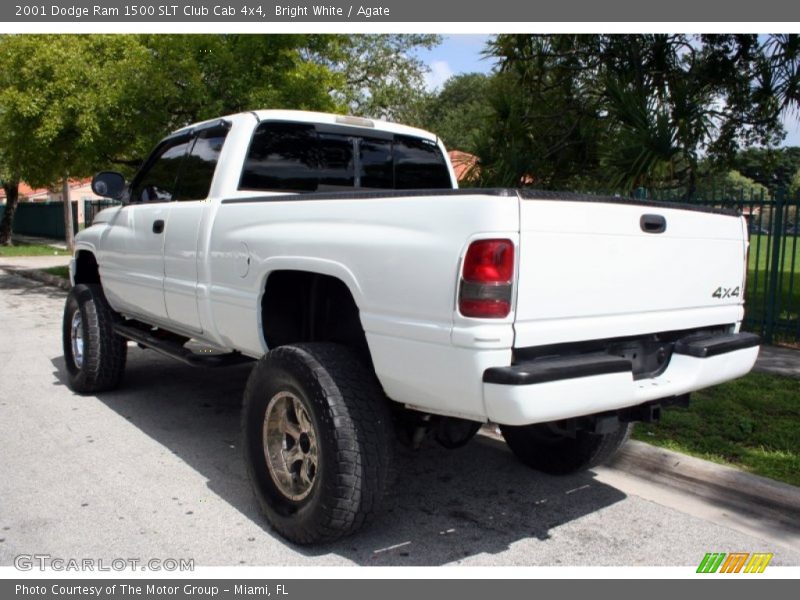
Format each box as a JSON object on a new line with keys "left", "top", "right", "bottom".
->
{"left": 175, "top": 127, "right": 229, "bottom": 200}
{"left": 240, "top": 123, "right": 318, "bottom": 192}
{"left": 130, "top": 137, "right": 192, "bottom": 203}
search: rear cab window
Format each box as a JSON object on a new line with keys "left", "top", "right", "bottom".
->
{"left": 239, "top": 121, "right": 452, "bottom": 193}
{"left": 394, "top": 135, "right": 453, "bottom": 189}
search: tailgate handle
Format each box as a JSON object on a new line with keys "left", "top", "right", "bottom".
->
{"left": 640, "top": 214, "right": 666, "bottom": 234}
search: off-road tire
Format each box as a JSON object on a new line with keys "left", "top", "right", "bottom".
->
{"left": 62, "top": 284, "right": 127, "bottom": 393}
{"left": 242, "top": 342, "right": 393, "bottom": 545}
{"left": 500, "top": 422, "right": 632, "bottom": 475}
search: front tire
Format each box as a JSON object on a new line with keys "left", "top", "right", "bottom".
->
{"left": 500, "top": 422, "right": 632, "bottom": 475}
{"left": 62, "top": 284, "right": 127, "bottom": 393}
{"left": 242, "top": 343, "right": 393, "bottom": 545}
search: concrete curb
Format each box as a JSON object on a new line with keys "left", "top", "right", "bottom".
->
{"left": 10, "top": 234, "right": 68, "bottom": 251}
{"left": 608, "top": 440, "right": 800, "bottom": 530}
{"left": 480, "top": 426, "right": 799, "bottom": 531}
{"left": 0, "top": 266, "right": 71, "bottom": 291}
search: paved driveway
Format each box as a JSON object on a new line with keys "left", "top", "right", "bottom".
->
{"left": 0, "top": 271, "right": 797, "bottom": 567}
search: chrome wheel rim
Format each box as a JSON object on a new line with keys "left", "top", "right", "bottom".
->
{"left": 70, "top": 311, "right": 84, "bottom": 369}
{"left": 263, "top": 391, "right": 318, "bottom": 501}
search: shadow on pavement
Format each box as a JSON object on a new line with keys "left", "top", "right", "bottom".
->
{"left": 51, "top": 347, "right": 628, "bottom": 566}
{"left": 0, "top": 270, "right": 67, "bottom": 302}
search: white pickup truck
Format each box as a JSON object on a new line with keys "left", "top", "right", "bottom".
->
{"left": 64, "top": 109, "right": 760, "bottom": 544}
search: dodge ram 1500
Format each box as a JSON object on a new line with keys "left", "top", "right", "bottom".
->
{"left": 64, "top": 110, "right": 760, "bottom": 544}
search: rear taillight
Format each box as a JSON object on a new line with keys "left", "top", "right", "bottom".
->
{"left": 458, "top": 239, "right": 514, "bottom": 318}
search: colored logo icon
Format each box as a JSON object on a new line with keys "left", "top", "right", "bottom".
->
{"left": 697, "top": 552, "right": 773, "bottom": 573}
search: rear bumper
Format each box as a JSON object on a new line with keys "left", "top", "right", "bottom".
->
{"left": 483, "top": 332, "right": 760, "bottom": 426}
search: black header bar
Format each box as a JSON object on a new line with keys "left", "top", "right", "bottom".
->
{"left": 4, "top": 0, "right": 800, "bottom": 23}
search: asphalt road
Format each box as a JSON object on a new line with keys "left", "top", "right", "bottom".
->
{"left": 0, "top": 271, "right": 798, "bottom": 567}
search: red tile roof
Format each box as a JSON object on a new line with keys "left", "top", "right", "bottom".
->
{"left": 448, "top": 150, "right": 536, "bottom": 186}
{"left": 0, "top": 178, "right": 92, "bottom": 201}
{"left": 448, "top": 150, "right": 479, "bottom": 183}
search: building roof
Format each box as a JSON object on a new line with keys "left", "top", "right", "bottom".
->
{"left": 0, "top": 178, "right": 92, "bottom": 201}
{"left": 448, "top": 150, "right": 479, "bottom": 183}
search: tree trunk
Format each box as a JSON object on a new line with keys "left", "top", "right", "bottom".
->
{"left": 683, "top": 156, "right": 698, "bottom": 201}
{"left": 62, "top": 175, "right": 75, "bottom": 253}
{"left": 0, "top": 179, "right": 20, "bottom": 246}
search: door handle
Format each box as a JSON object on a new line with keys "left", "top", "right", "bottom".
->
{"left": 152, "top": 219, "right": 165, "bottom": 234}
{"left": 640, "top": 214, "right": 666, "bottom": 234}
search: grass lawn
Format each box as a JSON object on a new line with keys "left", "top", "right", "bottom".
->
{"left": 749, "top": 233, "right": 800, "bottom": 272}
{"left": 0, "top": 243, "right": 68, "bottom": 257}
{"left": 43, "top": 266, "right": 69, "bottom": 279}
{"left": 745, "top": 234, "right": 799, "bottom": 343}
{"left": 634, "top": 371, "right": 800, "bottom": 487}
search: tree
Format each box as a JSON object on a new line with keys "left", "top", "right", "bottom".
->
{"left": 320, "top": 34, "right": 440, "bottom": 121}
{"left": 475, "top": 34, "right": 800, "bottom": 195}
{"left": 0, "top": 35, "right": 325, "bottom": 246}
{"left": 0, "top": 180, "right": 19, "bottom": 245}
{"left": 790, "top": 167, "right": 800, "bottom": 198}
{"left": 409, "top": 73, "right": 492, "bottom": 153}
{"left": 731, "top": 147, "right": 800, "bottom": 194}
{"left": 0, "top": 148, "right": 21, "bottom": 246}
{"left": 93, "top": 34, "right": 347, "bottom": 175}
{"left": 111, "top": 35, "right": 439, "bottom": 160}
{"left": 0, "top": 34, "right": 441, "bottom": 247}
{"left": 474, "top": 36, "right": 608, "bottom": 189}
{"left": 0, "top": 36, "right": 104, "bottom": 248}
{"left": 695, "top": 169, "right": 771, "bottom": 200}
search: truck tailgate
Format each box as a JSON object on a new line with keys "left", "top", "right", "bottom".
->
{"left": 513, "top": 193, "right": 747, "bottom": 348}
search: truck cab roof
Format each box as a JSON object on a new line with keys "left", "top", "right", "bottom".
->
{"left": 170, "top": 109, "right": 440, "bottom": 145}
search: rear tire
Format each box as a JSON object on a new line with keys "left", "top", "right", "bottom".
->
{"left": 242, "top": 342, "right": 393, "bottom": 545}
{"left": 500, "top": 422, "right": 632, "bottom": 475}
{"left": 62, "top": 284, "right": 127, "bottom": 393}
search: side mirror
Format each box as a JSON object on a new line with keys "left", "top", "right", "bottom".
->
{"left": 91, "top": 171, "right": 126, "bottom": 201}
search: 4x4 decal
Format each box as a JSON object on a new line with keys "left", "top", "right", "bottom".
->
{"left": 712, "top": 286, "right": 741, "bottom": 299}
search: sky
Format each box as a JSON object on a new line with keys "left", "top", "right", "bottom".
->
{"left": 416, "top": 34, "right": 800, "bottom": 148}
{"left": 416, "top": 35, "right": 497, "bottom": 89}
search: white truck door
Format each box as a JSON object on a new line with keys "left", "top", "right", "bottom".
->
{"left": 163, "top": 124, "right": 230, "bottom": 332}
{"left": 99, "top": 135, "right": 193, "bottom": 322}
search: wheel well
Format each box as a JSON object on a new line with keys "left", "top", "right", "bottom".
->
{"left": 74, "top": 251, "right": 100, "bottom": 285}
{"left": 261, "top": 271, "right": 370, "bottom": 359}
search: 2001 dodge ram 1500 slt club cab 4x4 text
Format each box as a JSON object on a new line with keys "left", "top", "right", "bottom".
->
{"left": 63, "top": 110, "right": 760, "bottom": 544}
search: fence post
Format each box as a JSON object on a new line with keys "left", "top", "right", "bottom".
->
{"left": 764, "top": 192, "right": 785, "bottom": 344}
